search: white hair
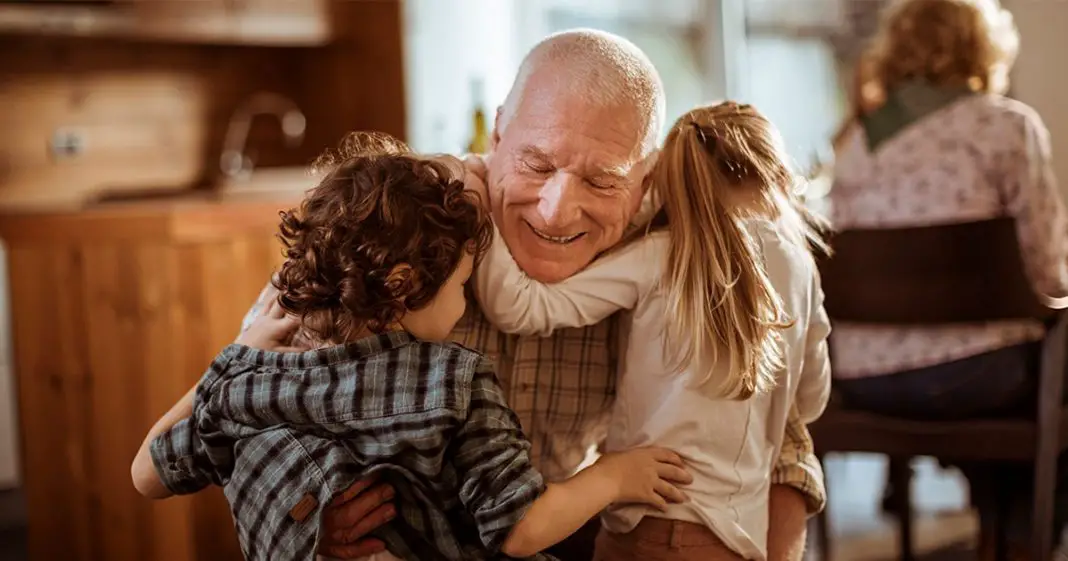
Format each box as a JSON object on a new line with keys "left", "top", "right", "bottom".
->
{"left": 499, "top": 28, "right": 666, "bottom": 157}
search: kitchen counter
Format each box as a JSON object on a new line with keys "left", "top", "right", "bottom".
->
{"left": 0, "top": 190, "right": 301, "bottom": 244}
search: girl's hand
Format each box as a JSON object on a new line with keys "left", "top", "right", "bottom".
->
{"left": 593, "top": 447, "right": 692, "bottom": 510}
{"left": 235, "top": 288, "right": 303, "bottom": 352}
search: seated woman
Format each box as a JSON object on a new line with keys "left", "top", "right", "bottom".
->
{"left": 828, "top": 0, "right": 1068, "bottom": 558}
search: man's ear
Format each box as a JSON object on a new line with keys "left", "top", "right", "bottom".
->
{"left": 491, "top": 106, "right": 503, "bottom": 150}
{"left": 634, "top": 149, "right": 660, "bottom": 193}
{"left": 641, "top": 149, "right": 660, "bottom": 173}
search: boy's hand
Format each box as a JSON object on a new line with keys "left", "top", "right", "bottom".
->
{"left": 594, "top": 447, "right": 692, "bottom": 510}
{"left": 235, "top": 288, "right": 303, "bottom": 352}
{"left": 318, "top": 477, "right": 397, "bottom": 558}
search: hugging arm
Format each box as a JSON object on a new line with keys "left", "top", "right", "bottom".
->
{"left": 473, "top": 228, "right": 664, "bottom": 337}
{"left": 453, "top": 359, "right": 691, "bottom": 558}
{"left": 131, "top": 356, "right": 232, "bottom": 500}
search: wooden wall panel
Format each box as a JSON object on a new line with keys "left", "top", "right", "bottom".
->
{"left": 0, "top": 0, "right": 407, "bottom": 208}
{"left": 0, "top": 37, "right": 302, "bottom": 207}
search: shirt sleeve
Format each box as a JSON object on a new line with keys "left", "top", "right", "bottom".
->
{"left": 796, "top": 274, "right": 832, "bottom": 423}
{"left": 771, "top": 407, "right": 826, "bottom": 514}
{"left": 1003, "top": 110, "right": 1068, "bottom": 298}
{"left": 450, "top": 357, "right": 546, "bottom": 552}
{"left": 149, "top": 352, "right": 235, "bottom": 495}
{"left": 474, "top": 227, "right": 665, "bottom": 337}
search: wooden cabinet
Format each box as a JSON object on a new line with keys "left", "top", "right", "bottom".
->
{"left": 0, "top": 194, "right": 294, "bottom": 561}
{"left": 0, "top": 0, "right": 335, "bottom": 45}
{"left": 133, "top": 0, "right": 334, "bottom": 46}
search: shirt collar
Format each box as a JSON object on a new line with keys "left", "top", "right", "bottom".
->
{"left": 228, "top": 330, "right": 416, "bottom": 368}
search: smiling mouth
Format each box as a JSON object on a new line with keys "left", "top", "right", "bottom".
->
{"left": 526, "top": 221, "right": 586, "bottom": 244}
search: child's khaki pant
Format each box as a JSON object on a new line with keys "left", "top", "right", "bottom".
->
{"left": 592, "top": 517, "right": 744, "bottom": 561}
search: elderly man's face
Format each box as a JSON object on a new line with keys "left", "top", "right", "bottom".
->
{"left": 486, "top": 86, "right": 648, "bottom": 283}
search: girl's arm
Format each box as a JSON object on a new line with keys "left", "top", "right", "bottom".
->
{"left": 474, "top": 227, "right": 667, "bottom": 337}
{"left": 796, "top": 277, "right": 832, "bottom": 423}
{"left": 451, "top": 360, "right": 691, "bottom": 558}
{"left": 500, "top": 447, "right": 689, "bottom": 558}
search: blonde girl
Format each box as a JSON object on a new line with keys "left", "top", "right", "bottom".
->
{"left": 472, "top": 101, "right": 833, "bottom": 561}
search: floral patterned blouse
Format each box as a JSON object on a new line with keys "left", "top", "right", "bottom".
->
{"left": 829, "top": 93, "right": 1068, "bottom": 378}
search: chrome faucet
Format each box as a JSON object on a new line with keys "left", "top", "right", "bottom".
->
{"left": 220, "top": 92, "right": 307, "bottom": 181}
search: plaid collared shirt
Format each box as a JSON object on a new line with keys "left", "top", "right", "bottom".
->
{"left": 242, "top": 288, "right": 827, "bottom": 512}
{"left": 151, "top": 332, "right": 549, "bottom": 561}
{"left": 449, "top": 305, "right": 826, "bottom": 512}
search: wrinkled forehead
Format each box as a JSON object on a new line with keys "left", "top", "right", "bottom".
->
{"left": 508, "top": 91, "right": 648, "bottom": 177}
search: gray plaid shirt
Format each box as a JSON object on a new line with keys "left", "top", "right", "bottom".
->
{"left": 150, "top": 331, "right": 549, "bottom": 561}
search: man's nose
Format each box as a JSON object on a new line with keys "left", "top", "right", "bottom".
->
{"left": 536, "top": 173, "right": 583, "bottom": 227}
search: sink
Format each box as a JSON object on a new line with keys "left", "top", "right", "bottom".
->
{"left": 216, "top": 166, "right": 319, "bottom": 198}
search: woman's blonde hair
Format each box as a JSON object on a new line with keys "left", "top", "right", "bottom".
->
{"left": 647, "top": 102, "right": 828, "bottom": 400}
{"left": 868, "top": 0, "right": 1019, "bottom": 94}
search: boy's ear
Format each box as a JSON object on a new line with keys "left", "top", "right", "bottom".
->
{"left": 384, "top": 263, "right": 415, "bottom": 300}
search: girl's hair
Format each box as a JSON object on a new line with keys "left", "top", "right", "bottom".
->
{"left": 647, "top": 101, "right": 829, "bottom": 400}
{"left": 868, "top": 0, "right": 1019, "bottom": 94}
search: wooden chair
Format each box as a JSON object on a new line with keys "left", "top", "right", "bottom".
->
{"left": 811, "top": 218, "right": 1068, "bottom": 561}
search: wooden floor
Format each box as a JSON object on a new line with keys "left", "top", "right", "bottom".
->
{"left": 815, "top": 454, "right": 977, "bottom": 561}
{"left": 0, "top": 488, "right": 25, "bottom": 561}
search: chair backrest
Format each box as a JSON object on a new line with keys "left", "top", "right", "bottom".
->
{"left": 818, "top": 218, "right": 1059, "bottom": 324}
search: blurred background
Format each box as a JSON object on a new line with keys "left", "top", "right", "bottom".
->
{"left": 0, "top": 0, "right": 1064, "bottom": 560}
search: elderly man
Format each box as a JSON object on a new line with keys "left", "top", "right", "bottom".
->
{"left": 242, "top": 29, "right": 824, "bottom": 561}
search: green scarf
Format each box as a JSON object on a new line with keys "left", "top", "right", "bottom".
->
{"left": 861, "top": 80, "right": 975, "bottom": 151}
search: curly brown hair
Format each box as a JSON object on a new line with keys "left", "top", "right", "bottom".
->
{"left": 272, "top": 132, "right": 493, "bottom": 344}
{"left": 868, "top": 0, "right": 1019, "bottom": 94}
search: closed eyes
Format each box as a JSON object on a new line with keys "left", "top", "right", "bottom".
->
{"left": 522, "top": 160, "right": 554, "bottom": 175}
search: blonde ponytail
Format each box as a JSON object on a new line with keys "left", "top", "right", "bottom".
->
{"left": 650, "top": 102, "right": 827, "bottom": 400}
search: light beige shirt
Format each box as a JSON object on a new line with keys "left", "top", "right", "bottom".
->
{"left": 475, "top": 219, "right": 832, "bottom": 560}
{"left": 830, "top": 94, "right": 1068, "bottom": 378}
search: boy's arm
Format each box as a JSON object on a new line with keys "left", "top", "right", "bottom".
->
{"left": 473, "top": 228, "right": 665, "bottom": 337}
{"left": 131, "top": 386, "right": 196, "bottom": 498}
{"left": 130, "top": 353, "right": 233, "bottom": 499}
{"left": 452, "top": 359, "right": 690, "bottom": 558}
